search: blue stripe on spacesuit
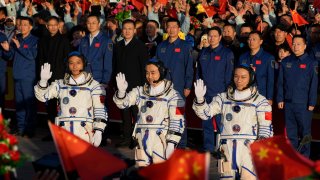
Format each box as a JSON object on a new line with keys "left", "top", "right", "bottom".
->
{"left": 142, "top": 129, "right": 153, "bottom": 163}
{"left": 223, "top": 101, "right": 256, "bottom": 107}
{"left": 139, "top": 96, "right": 168, "bottom": 102}
{"left": 221, "top": 176, "right": 234, "bottom": 179}
{"left": 60, "top": 86, "right": 91, "bottom": 91}
{"left": 241, "top": 166, "right": 256, "bottom": 176}
{"left": 70, "top": 121, "right": 74, "bottom": 133}
{"left": 232, "top": 140, "right": 237, "bottom": 170}
{"left": 153, "top": 151, "right": 165, "bottom": 160}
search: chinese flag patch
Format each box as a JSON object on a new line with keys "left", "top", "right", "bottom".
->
{"left": 300, "top": 64, "right": 306, "bottom": 69}
{"left": 256, "top": 60, "right": 261, "bottom": 65}
{"left": 214, "top": 56, "right": 221, "bottom": 60}
{"left": 175, "top": 107, "right": 185, "bottom": 115}
{"left": 265, "top": 112, "right": 272, "bottom": 120}
{"left": 100, "top": 96, "right": 105, "bottom": 103}
{"left": 95, "top": 43, "right": 100, "bottom": 48}
{"left": 175, "top": 48, "right": 181, "bottom": 53}
{"left": 23, "top": 44, "right": 28, "bottom": 48}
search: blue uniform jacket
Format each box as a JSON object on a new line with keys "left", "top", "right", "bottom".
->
{"left": 4, "top": 33, "right": 38, "bottom": 80}
{"left": 196, "top": 44, "right": 234, "bottom": 100}
{"left": 156, "top": 38, "right": 193, "bottom": 95}
{"left": 309, "top": 43, "right": 320, "bottom": 62}
{"left": 79, "top": 32, "right": 113, "bottom": 84}
{"left": 0, "top": 32, "right": 7, "bottom": 73}
{"left": 277, "top": 53, "right": 318, "bottom": 106}
{"left": 239, "top": 48, "right": 275, "bottom": 100}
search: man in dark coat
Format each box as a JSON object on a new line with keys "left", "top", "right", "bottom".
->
{"left": 37, "top": 16, "right": 71, "bottom": 140}
{"left": 113, "top": 19, "right": 149, "bottom": 147}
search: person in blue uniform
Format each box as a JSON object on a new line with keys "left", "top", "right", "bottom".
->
{"left": 78, "top": 14, "right": 113, "bottom": 87}
{"left": 196, "top": 26, "right": 234, "bottom": 152}
{"left": 1, "top": 16, "right": 38, "bottom": 137}
{"left": 239, "top": 31, "right": 275, "bottom": 105}
{"left": 0, "top": 32, "right": 7, "bottom": 110}
{"left": 155, "top": 18, "right": 194, "bottom": 148}
{"left": 277, "top": 35, "right": 318, "bottom": 157}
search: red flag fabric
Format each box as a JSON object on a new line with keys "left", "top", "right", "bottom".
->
{"left": 286, "top": 34, "right": 293, "bottom": 49}
{"left": 291, "top": 10, "right": 309, "bottom": 26}
{"left": 250, "top": 136, "right": 314, "bottom": 180}
{"left": 131, "top": 0, "right": 144, "bottom": 11}
{"left": 167, "top": 8, "right": 178, "bottom": 19}
{"left": 139, "top": 149, "right": 210, "bottom": 180}
{"left": 217, "top": 0, "right": 227, "bottom": 14}
{"left": 49, "top": 122, "right": 127, "bottom": 180}
{"left": 204, "top": 5, "right": 216, "bottom": 18}
{"left": 247, "top": 0, "right": 262, "bottom": 4}
{"left": 314, "top": 0, "right": 320, "bottom": 10}
{"left": 157, "top": 0, "right": 167, "bottom": 6}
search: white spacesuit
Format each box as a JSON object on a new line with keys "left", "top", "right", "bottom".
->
{"left": 34, "top": 58, "right": 107, "bottom": 147}
{"left": 193, "top": 66, "right": 273, "bottom": 180}
{"left": 113, "top": 61, "right": 185, "bottom": 167}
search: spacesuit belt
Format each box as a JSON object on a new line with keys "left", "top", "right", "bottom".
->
{"left": 136, "top": 124, "right": 167, "bottom": 129}
{"left": 57, "top": 117, "right": 94, "bottom": 123}
{"left": 220, "top": 135, "right": 257, "bottom": 140}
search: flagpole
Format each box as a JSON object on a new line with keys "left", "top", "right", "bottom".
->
{"left": 48, "top": 121, "right": 69, "bottom": 180}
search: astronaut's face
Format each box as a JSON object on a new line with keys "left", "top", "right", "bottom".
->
{"left": 234, "top": 68, "right": 250, "bottom": 91}
{"left": 68, "top": 56, "right": 84, "bottom": 78}
{"left": 146, "top": 64, "right": 161, "bottom": 87}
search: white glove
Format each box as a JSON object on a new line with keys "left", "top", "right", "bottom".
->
{"left": 39, "top": 63, "right": 52, "bottom": 87}
{"left": 194, "top": 79, "right": 206, "bottom": 103}
{"left": 92, "top": 130, "right": 102, "bottom": 147}
{"left": 116, "top": 72, "right": 128, "bottom": 98}
{"left": 165, "top": 142, "right": 175, "bottom": 159}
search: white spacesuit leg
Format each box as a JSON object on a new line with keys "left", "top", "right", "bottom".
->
{"left": 238, "top": 140, "right": 257, "bottom": 180}
{"left": 152, "top": 134, "right": 165, "bottom": 164}
{"left": 219, "top": 142, "right": 234, "bottom": 179}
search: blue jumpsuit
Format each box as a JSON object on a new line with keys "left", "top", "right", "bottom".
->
{"left": 0, "top": 33, "right": 7, "bottom": 109}
{"left": 239, "top": 48, "right": 275, "bottom": 100}
{"left": 78, "top": 31, "right": 113, "bottom": 85}
{"left": 156, "top": 38, "right": 194, "bottom": 148}
{"left": 196, "top": 44, "right": 234, "bottom": 152}
{"left": 277, "top": 53, "right": 318, "bottom": 157}
{"left": 4, "top": 33, "right": 38, "bottom": 136}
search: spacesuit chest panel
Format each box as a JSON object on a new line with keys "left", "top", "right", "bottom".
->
{"left": 220, "top": 100, "right": 258, "bottom": 139}
{"left": 58, "top": 85, "right": 94, "bottom": 119}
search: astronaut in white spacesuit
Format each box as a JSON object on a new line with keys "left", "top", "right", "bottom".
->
{"left": 34, "top": 51, "right": 107, "bottom": 147}
{"left": 193, "top": 64, "right": 273, "bottom": 180}
{"left": 113, "top": 59, "right": 185, "bottom": 167}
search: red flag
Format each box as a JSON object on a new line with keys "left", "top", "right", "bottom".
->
{"left": 247, "top": 0, "right": 262, "bottom": 4}
{"left": 250, "top": 136, "right": 314, "bottom": 180}
{"left": 314, "top": 0, "right": 320, "bottom": 10}
{"left": 139, "top": 149, "right": 210, "bottom": 180}
{"left": 49, "top": 122, "right": 127, "bottom": 180}
{"left": 204, "top": 5, "right": 216, "bottom": 18}
{"left": 131, "top": 0, "right": 144, "bottom": 11}
{"left": 291, "top": 10, "right": 309, "bottom": 26}
{"left": 217, "top": 0, "right": 227, "bottom": 14}
{"left": 167, "top": 8, "right": 178, "bottom": 19}
{"left": 157, "top": 0, "right": 167, "bottom": 6}
{"left": 286, "top": 34, "right": 293, "bottom": 49}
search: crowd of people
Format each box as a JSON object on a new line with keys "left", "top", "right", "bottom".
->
{"left": 0, "top": 0, "right": 319, "bottom": 178}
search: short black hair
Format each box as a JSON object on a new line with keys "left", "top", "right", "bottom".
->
{"left": 208, "top": 26, "right": 222, "bottom": 36}
{"left": 87, "top": 14, "right": 100, "bottom": 23}
{"left": 47, "top": 16, "right": 59, "bottom": 23}
{"left": 20, "top": 16, "right": 33, "bottom": 26}
{"left": 292, "top": 34, "right": 306, "bottom": 44}
{"left": 122, "top": 19, "right": 135, "bottom": 27}
{"left": 249, "top": 31, "right": 263, "bottom": 40}
{"left": 240, "top": 23, "right": 253, "bottom": 31}
{"left": 223, "top": 23, "right": 236, "bottom": 32}
{"left": 278, "top": 43, "right": 291, "bottom": 52}
{"left": 147, "top": 20, "right": 160, "bottom": 28}
{"left": 166, "top": 18, "right": 180, "bottom": 27}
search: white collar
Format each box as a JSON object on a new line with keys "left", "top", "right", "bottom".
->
{"left": 124, "top": 38, "right": 133, "bottom": 45}
{"left": 234, "top": 89, "right": 251, "bottom": 101}
{"left": 148, "top": 34, "right": 158, "bottom": 42}
{"left": 149, "top": 81, "right": 165, "bottom": 96}
{"left": 69, "top": 73, "right": 86, "bottom": 85}
{"left": 89, "top": 31, "right": 100, "bottom": 39}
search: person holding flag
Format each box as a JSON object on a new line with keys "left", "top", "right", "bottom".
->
{"left": 34, "top": 51, "right": 108, "bottom": 147}
{"left": 113, "top": 58, "right": 185, "bottom": 167}
{"left": 193, "top": 64, "right": 273, "bottom": 179}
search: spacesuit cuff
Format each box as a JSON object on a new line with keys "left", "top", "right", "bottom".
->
{"left": 166, "top": 131, "right": 182, "bottom": 144}
{"left": 193, "top": 98, "right": 205, "bottom": 105}
{"left": 38, "top": 81, "right": 48, "bottom": 89}
{"left": 116, "top": 91, "right": 126, "bottom": 99}
{"left": 93, "top": 118, "right": 107, "bottom": 132}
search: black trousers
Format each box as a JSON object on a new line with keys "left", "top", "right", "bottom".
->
{"left": 121, "top": 105, "right": 138, "bottom": 140}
